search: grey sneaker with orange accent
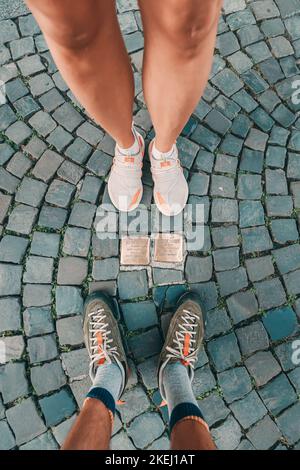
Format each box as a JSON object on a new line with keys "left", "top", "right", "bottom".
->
{"left": 83, "top": 292, "right": 129, "bottom": 397}
{"left": 158, "top": 292, "right": 206, "bottom": 402}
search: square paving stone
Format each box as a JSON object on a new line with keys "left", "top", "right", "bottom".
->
{"left": 192, "top": 364, "right": 216, "bottom": 397}
{"left": 38, "top": 205, "right": 67, "bottom": 230}
{"left": 39, "top": 388, "right": 77, "bottom": 427}
{"left": 47, "top": 126, "right": 73, "bottom": 152}
{"left": 213, "top": 247, "right": 239, "bottom": 272}
{"left": 239, "top": 201, "right": 265, "bottom": 228}
{"left": 0, "top": 235, "right": 28, "bottom": 263}
{"left": 76, "top": 121, "right": 104, "bottom": 145}
{"left": 28, "top": 334, "right": 58, "bottom": 364}
{"left": 0, "top": 297, "right": 21, "bottom": 332}
{"left": 246, "top": 41, "right": 272, "bottom": 64}
{"left": 266, "top": 146, "right": 286, "bottom": 168}
{"left": 79, "top": 175, "right": 103, "bottom": 204}
{"left": 245, "top": 351, "right": 281, "bottom": 387}
{"left": 189, "top": 173, "right": 210, "bottom": 196}
{"left": 287, "top": 152, "right": 300, "bottom": 179}
{"left": 38, "top": 88, "right": 64, "bottom": 112}
{"left": 288, "top": 368, "right": 300, "bottom": 393}
{"left": 0, "top": 104, "right": 17, "bottom": 131}
{"left": 218, "top": 366, "right": 252, "bottom": 404}
{"left": 31, "top": 232, "right": 60, "bottom": 258}
{"left": 241, "top": 226, "right": 273, "bottom": 254}
{"left": 127, "top": 412, "right": 165, "bottom": 449}
{"left": 205, "top": 307, "right": 231, "bottom": 339}
{"left": 5, "top": 120, "right": 32, "bottom": 145}
{"left": 57, "top": 257, "right": 88, "bottom": 286}
{"left": 24, "top": 256, "right": 54, "bottom": 284}
{"left": 272, "top": 244, "right": 300, "bottom": 274}
{"left": 193, "top": 149, "right": 215, "bottom": 173}
{"left": 266, "top": 195, "right": 293, "bottom": 217}
{"left": 191, "top": 124, "right": 221, "bottom": 152}
{"left": 275, "top": 341, "right": 298, "bottom": 372}
{"left": 52, "top": 103, "right": 84, "bottom": 132}
{"left": 23, "top": 136, "right": 47, "bottom": 159}
{"left": 276, "top": 402, "right": 300, "bottom": 445}
{"left": 152, "top": 268, "right": 183, "bottom": 285}
{"left": 92, "top": 234, "right": 119, "bottom": 259}
{"left": 69, "top": 202, "right": 96, "bottom": 229}
{"left": 226, "top": 290, "right": 258, "bottom": 324}
{"left": 57, "top": 160, "right": 84, "bottom": 185}
{"left": 230, "top": 390, "right": 267, "bottom": 429}
{"left": 61, "top": 348, "right": 89, "bottom": 380}
{"left": 128, "top": 328, "right": 163, "bottom": 361}
{"left": 5, "top": 77, "right": 28, "bottom": 102}
{"left": 210, "top": 175, "right": 235, "bottom": 198}
{"left": 118, "top": 270, "right": 148, "bottom": 300}
{"left": 217, "top": 31, "right": 240, "bottom": 57}
{"left": 0, "top": 421, "right": 16, "bottom": 450}
{"left": 6, "top": 398, "right": 46, "bottom": 446}
{"left": 227, "top": 50, "right": 253, "bottom": 74}
{"left": 17, "top": 54, "right": 45, "bottom": 76}
{"left": 29, "top": 72, "right": 54, "bottom": 97}
{"left": 55, "top": 286, "right": 83, "bottom": 317}
{"left": 0, "top": 168, "right": 20, "bottom": 194}
{"left": 263, "top": 306, "right": 298, "bottom": 341}
{"left": 198, "top": 392, "right": 230, "bottom": 427}
{"left": 119, "top": 385, "right": 151, "bottom": 424}
{"left": 265, "top": 169, "right": 288, "bottom": 195}
{"left": 19, "top": 432, "right": 58, "bottom": 451}
{"left": 15, "top": 177, "right": 47, "bottom": 207}
{"left": 231, "top": 114, "right": 252, "bottom": 138}
{"left": 272, "top": 104, "right": 296, "bottom": 128}
{"left": 56, "top": 316, "right": 84, "bottom": 346}
{"left": 32, "top": 150, "right": 63, "bottom": 182}
{"left": 283, "top": 269, "right": 300, "bottom": 296}
{"left": 2, "top": 335, "right": 25, "bottom": 361}
{"left": 45, "top": 179, "right": 75, "bottom": 208}
{"left": 269, "top": 126, "right": 290, "bottom": 146}
{"left": 247, "top": 415, "right": 281, "bottom": 450}
{"left": 23, "top": 284, "right": 52, "bottom": 307}
{"left": 204, "top": 108, "right": 232, "bottom": 135}
{"left": 23, "top": 306, "right": 54, "bottom": 337}
{"left": 211, "top": 198, "right": 238, "bottom": 223}
{"left": 269, "top": 36, "right": 294, "bottom": 58}
{"left": 212, "top": 415, "right": 242, "bottom": 450}
{"left": 121, "top": 301, "right": 157, "bottom": 331}
{"left": 220, "top": 134, "right": 243, "bottom": 157}
{"left": 0, "top": 263, "right": 22, "bottom": 296}
{"left": 0, "top": 362, "right": 29, "bottom": 404}
{"left": 238, "top": 174, "right": 262, "bottom": 200}
{"left": 259, "top": 58, "right": 284, "bottom": 85}
{"left": 211, "top": 225, "right": 239, "bottom": 248}
{"left": 207, "top": 332, "right": 241, "bottom": 372}
{"left": 259, "top": 373, "right": 297, "bottom": 416}
{"left": 6, "top": 151, "right": 32, "bottom": 178}
{"left": 255, "top": 278, "right": 287, "bottom": 309}
{"left": 245, "top": 128, "right": 268, "bottom": 151}
{"left": 86, "top": 150, "right": 113, "bottom": 177}
{"left": 185, "top": 255, "right": 213, "bottom": 283}
{"left": 211, "top": 68, "right": 243, "bottom": 97}
{"left": 258, "top": 89, "right": 281, "bottom": 113}
{"left": 236, "top": 321, "right": 269, "bottom": 357}
{"left": 0, "top": 194, "right": 11, "bottom": 223}
{"left": 214, "top": 153, "right": 238, "bottom": 174}
{"left": 216, "top": 267, "right": 248, "bottom": 297}
{"left": 29, "top": 110, "right": 57, "bottom": 137}
{"left": 63, "top": 227, "right": 91, "bottom": 257}
{"left": 92, "top": 258, "right": 120, "bottom": 281}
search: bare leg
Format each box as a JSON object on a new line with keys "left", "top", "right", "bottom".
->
{"left": 25, "top": 0, "right": 135, "bottom": 147}
{"left": 171, "top": 419, "right": 217, "bottom": 450}
{"left": 138, "top": 0, "right": 223, "bottom": 151}
{"left": 62, "top": 398, "right": 111, "bottom": 450}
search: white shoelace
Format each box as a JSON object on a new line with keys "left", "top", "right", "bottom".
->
{"left": 165, "top": 309, "right": 199, "bottom": 368}
{"left": 88, "top": 308, "right": 119, "bottom": 370}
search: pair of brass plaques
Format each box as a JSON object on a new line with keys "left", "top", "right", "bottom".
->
{"left": 120, "top": 234, "right": 183, "bottom": 265}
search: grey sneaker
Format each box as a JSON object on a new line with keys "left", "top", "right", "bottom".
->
{"left": 83, "top": 292, "right": 129, "bottom": 398}
{"left": 158, "top": 292, "right": 205, "bottom": 402}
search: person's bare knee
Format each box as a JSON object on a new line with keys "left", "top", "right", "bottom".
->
{"left": 25, "top": 0, "right": 106, "bottom": 51}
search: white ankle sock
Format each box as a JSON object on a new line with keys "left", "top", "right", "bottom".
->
{"left": 152, "top": 140, "right": 175, "bottom": 161}
{"left": 117, "top": 127, "right": 140, "bottom": 156}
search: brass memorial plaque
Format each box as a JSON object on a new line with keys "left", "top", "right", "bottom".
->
{"left": 154, "top": 233, "right": 183, "bottom": 263}
{"left": 121, "top": 236, "right": 150, "bottom": 265}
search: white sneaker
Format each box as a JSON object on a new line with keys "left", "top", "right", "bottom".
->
{"left": 108, "top": 127, "right": 145, "bottom": 212}
{"left": 150, "top": 140, "right": 189, "bottom": 217}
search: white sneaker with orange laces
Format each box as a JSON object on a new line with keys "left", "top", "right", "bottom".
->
{"left": 108, "top": 127, "right": 145, "bottom": 212}
{"left": 149, "top": 140, "right": 189, "bottom": 217}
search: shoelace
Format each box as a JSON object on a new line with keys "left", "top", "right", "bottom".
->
{"left": 88, "top": 308, "right": 119, "bottom": 370}
{"left": 165, "top": 309, "right": 199, "bottom": 368}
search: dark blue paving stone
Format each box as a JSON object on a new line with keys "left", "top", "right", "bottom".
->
{"left": 163, "top": 284, "right": 189, "bottom": 309}
{"left": 232, "top": 89, "right": 258, "bottom": 113}
{"left": 236, "top": 321, "right": 269, "bottom": 357}
{"left": 0, "top": 142, "right": 14, "bottom": 165}
{"left": 216, "top": 267, "right": 248, "bottom": 297}
{"left": 242, "top": 69, "right": 269, "bottom": 94}
{"left": 211, "top": 68, "right": 244, "bottom": 97}
{"left": 0, "top": 235, "right": 29, "bottom": 263}
{"left": 121, "top": 301, "right": 158, "bottom": 331}
{"left": 240, "top": 149, "right": 264, "bottom": 174}
{"left": 259, "top": 373, "right": 297, "bottom": 416}
{"left": 204, "top": 108, "right": 232, "bottom": 135}
{"left": 207, "top": 332, "right": 241, "bottom": 372}
{"left": 271, "top": 219, "right": 299, "bottom": 244}
{"left": 272, "top": 104, "right": 296, "bottom": 127}
{"left": 185, "top": 255, "right": 212, "bottom": 283}
{"left": 190, "top": 282, "right": 218, "bottom": 311}
{"left": 212, "top": 247, "right": 239, "bottom": 271}
{"left": 38, "top": 205, "right": 67, "bottom": 230}
{"left": 202, "top": 83, "right": 219, "bottom": 102}
{"left": 31, "top": 232, "right": 60, "bottom": 258}
{"left": 239, "top": 201, "right": 265, "bottom": 228}
{"left": 192, "top": 364, "right": 216, "bottom": 397}
{"left": 212, "top": 415, "right": 242, "bottom": 450}
{"left": 231, "top": 114, "right": 252, "bottom": 138}
{"left": 205, "top": 308, "right": 232, "bottom": 339}
{"left": 177, "top": 136, "right": 199, "bottom": 169}
{"left": 226, "top": 290, "right": 258, "bottom": 324}
{"left": 182, "top": 116, "right": 197, "bottom": 137}
{"left": 283, "top": 269, "right": 300, "bottom": 296}
{"left": 241, "top": 226, "right": 273, "bottom": 254}
{"left": 193, "top": 149, "right": 215, "bottom": 173}
{"left": 276, "top": 402, "right": 300, "bottom": 445}
{"left": 258, "top": 89, "right": 281, "bottom": 113}
{"left": 272, "top": 244, "right": 300, "bottom": 274}
{"left": 266, "top": 195, "right": 293, "bottom": 217}
{"left": 27, "top": 333, "right": 58, "bottom": 364}
{"left": 0, "top": 362, "right": 29, "bottom": 404}
{"left": 259, "top": 58, "right": 285, "bottom": 85}
{"left": 193, "top": 99, "right": 211, "bottom": 120}
{"left": 211, "top": 225, "right": 239, "bottom": 248}
{"left": 250, "top": 107, "right": 274, "bottom": 132}
{"left": 246, "top": 415, "right": 281, "bottom": 450}
{"left": 245, "top": 351, "right": 281, "bottom": 387}
{"left": 30, "top": 360, "right": 67, "bottom": 396}
{"left": 220, "top": 134, "right": 243, "bottom": 157}
{"left": 191, "top": 124, "right": 221, "bottom": 152}
{"left": 128, "top": 328, "right": 163, "bottom": 361}
{"left": 275, "top": 341, "right": 298, "bottom": 372}
{"left": 215, "top": 95, "right": 241, "bottom": 120}
{"left": 198, "top": 392, "right": 230, "bottom": 427}
{"left": 288, "top": 368, "right": 300, "bottom": 393}
{"left": 13, "top": 95, "right": 40, "bottom": 121}
{"left": 230, "top": 390, "right": 267, "bottom": 429}
{"left": 238, "top": 174, "right": 262, "bottom": 200}
{"left": 0, "top": 104, "right": 17, "bottom": 131}
{"left": 6, "top": 398, "right": 46, "bottom": 447}
{"left": 280, "top": 56, "right": 299, "bottom": 78}
{"left": 218, "top": 366, "right": 252, "bottom": 404}
{"left": 266, "top": 145, "right": 286, "bottom": 168}
{"left": 118, "top": 270, "right": 148, "bottom": 300}
{"left": 265, "top": 169, "right": 288, "bottom": 195}
{"left": 39, "top": 388, "right": 76, "bottom": 427}
{"left": 0, "top": 297, "right": 21, "bottom": 333}
{"left": 23, "top": 306, "right": 54, "bottom": 337}
{"left": 189, "top": 173, "right": 210, "bottom": 196}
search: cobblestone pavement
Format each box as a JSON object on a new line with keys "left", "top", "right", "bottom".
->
{"left": 1, "top": 0, "right": 300, "bottom": 451}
